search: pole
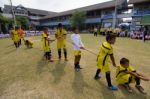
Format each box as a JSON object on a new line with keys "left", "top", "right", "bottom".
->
{"left": 113, "top": 0, "right": 117, "bottom": 28}
{"left": 9, "top": 0, "right": 16, "bottom": 27}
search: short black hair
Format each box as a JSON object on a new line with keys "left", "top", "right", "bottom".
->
{"left": 106, "top": 33, "right": 116, "bottom": 41}
{"left": 58, "top": 23, "right": 62, "bottom": 28}
{"left": 120, "top": 58, "right": 129, "bottom": 65}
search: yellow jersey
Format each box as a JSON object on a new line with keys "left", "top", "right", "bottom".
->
{"left": 116, "top": 65, "right": 136, "bottom": 84}
{"left": 97, "top": 41, "right": 113, "bottom": 72}
{"left": 12, "top": 30, "right": 19, "bottom": 42}
{"left": 41, "top": 32, "right": 50, "bottom": 52}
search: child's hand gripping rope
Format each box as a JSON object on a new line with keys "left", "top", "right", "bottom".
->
{"left": 69, "top": 40, "right": 97, "bottom": 56}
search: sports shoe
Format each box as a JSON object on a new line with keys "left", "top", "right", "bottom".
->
{"left": 135, "top": 85, "right": 147, "bottom": 94}
{"left": 108, "top": 85, "right": 118, "bottom": 91}
{"left": 94, "top": 75, "right": 101, "bottom": 80}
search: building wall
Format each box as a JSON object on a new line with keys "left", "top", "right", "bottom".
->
{"left": 132, "top": 2, "right": 150, "bottom": 29}
{"left": 40, "top": 8, "right": 116, "bottom": 28}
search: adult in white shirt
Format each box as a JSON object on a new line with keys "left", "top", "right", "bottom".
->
{"left": 71, "top": 27, "right": 85, "bottom": 71}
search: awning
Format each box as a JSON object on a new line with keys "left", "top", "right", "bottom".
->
{"left": 141, "top": 15, "right": 150, "bottom": 25}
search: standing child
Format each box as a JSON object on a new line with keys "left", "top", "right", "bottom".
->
{"left": 94, "top": 33, "right": 118, "bottom": 90}
{"left": 17, "top": 26, "right": 25, "bottom": 46}
{"left": 116, "top": 58, "right": 150, "bottom": 94}
{"left": 55, "top": 23, "right": 68, "bottom": 61}
{"left": 71, "top": 27, "right": 85, "bottom": 71}
{"left": 11, "top": 27, "right": 20, "bottom": 48}
{"left": 42, "top": 27, "right": 55, "bottom": 62}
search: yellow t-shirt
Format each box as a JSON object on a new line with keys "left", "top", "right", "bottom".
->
{"left": 55, "top": 28, "right": 67, "bottom": 41}
{"left": 41, "top": 32, "right": 50, "bottom": 52}
{"left": 116, "top": 65, "right": 136, "bottom": 84}
{"left": 97, "top": 41, "right": 113, "bottom": 72}
{"left": 12, "top": 30, "right": 19, "bottom": 42}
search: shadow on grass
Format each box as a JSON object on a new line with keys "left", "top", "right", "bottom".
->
{"left": 118, "top": 85, "right": 147, "bottom": 99}
{"left": 96, "top": 80, "right": 116, "bottom": 99}
{"left": 6, "top": 44, "right": 14, "bottom": 48}
{"left": 4, "top": 48, "right": 16, "bottom": 55}
{"left": 51, "top": 61, "right": 66, "bottom": 84}
{"left": 36, "top": 57, "right": 48, "bottom": 75}
{"left": 72, "top": 71, "right": 85, "bottom": 94}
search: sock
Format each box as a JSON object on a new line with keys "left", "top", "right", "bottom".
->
{"left": 58, "top": 49, "right": 61, "bottom": 59}
{"left": 135, "top": 77, "right": 141, "bottom": 85}
{"left": 64, "top": 49, "right": 67, "bottom": 59}
{"left": 106, "top": 72, "right": 112, "bottom": 87}
{"left": 95, "top": 69, "right": 101, "bottom": 77}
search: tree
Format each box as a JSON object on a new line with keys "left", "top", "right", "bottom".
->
{"left": 16, "top": 16, "right": 29, "bottom": 29}
{"left": 69, "top": 10, "right": 86, "bottom": 28}
{"left": 0, "top": 14, "right": 13, "bottom": 33}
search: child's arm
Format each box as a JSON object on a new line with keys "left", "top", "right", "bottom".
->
{"left": 79, "top": 37, "right": 85, "bottom": 50}
{"left": 110, "top": 54, "right": 117, "bottom": 67}
{"left": 126, "top": 71, "right": 150, "bottom": 81}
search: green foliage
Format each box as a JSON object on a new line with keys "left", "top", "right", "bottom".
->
{"left": 69, "top": 10, "right": 86, "bottom": 27}
{"left": 0, "top": 14, "right": 10, "bottom": 24}
{"left": 16, "top": 16, "right": 29, "bottom": 28}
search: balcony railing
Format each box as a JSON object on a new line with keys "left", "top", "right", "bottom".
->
{"left": 101, "top": 14, "right": 113, "bottom": 19}
{"left": 133, "top": 10, "right": 150, "bottom": 16}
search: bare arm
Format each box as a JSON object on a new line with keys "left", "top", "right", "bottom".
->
{"left": 110, "top": 54, "right": 117, "bottom": 67}
{"left": 126, "top": 71, "right": 150, "bottom": 81}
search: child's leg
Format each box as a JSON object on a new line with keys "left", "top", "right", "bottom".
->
{"left": 17, "top": 42, "right": 19, "bottom": 48}
{"left": 63, "top": 48, "right": 67, "bottom": 60}
{"left": 123, "top": 77, "right": 133, "bottom": 93}
{"left": 47, "top": 51, "right": 53, "bottom": 62}
{"left": 105, "top": 71, "right": 118, "bottom": 90}
{"left": 58, "top": 49, "right": 61, "bottom": 59}
{"left": 95, "top": 69, "right": 101, "bottom": 78}
{"left": 135, "top": 77, "right": 141, "bottom": 86}
{"left": 74, "top": 55, "right": 79, "bottom": 68}
{"left": 45, "top": 52, "right": 48, "bottom": 60}
{"left": 14, "top": 42, "right": 17, "bottom": 48}
{"left": 135, "top": 77, "right": 146, "bottom": 94}
{"left": 105, "top": 71, "right": 112, "bottom": 87}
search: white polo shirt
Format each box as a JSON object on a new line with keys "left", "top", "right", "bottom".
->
{"left": 71, "top": 33, "right": 84, "bottom": 50}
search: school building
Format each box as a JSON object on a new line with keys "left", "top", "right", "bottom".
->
{"left": 129, "top": 0, "right": 150, "bottom": 29}
{"left": 2, "top": 4, "right": 56, "bottom": 27}
{"left": 39, "top": 0, "right": 131, "bottom": 29}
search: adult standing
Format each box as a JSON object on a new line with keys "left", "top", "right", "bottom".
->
{"left": 143, "top": 26, "right": 148, "bottom": 42}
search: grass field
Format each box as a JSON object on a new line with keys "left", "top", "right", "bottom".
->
{"left": 0, "top": 34, "right": 150, "bottom": 99}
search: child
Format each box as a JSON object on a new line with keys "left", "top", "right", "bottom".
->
{"left": 55, "top": 23, "right": 68, "bottom": 61}
{"left": 11, "top": 27, "right": 20, "bottom": 48}
{"left": 71, "top": 27, "right": 85, "bottom": 71}
{"left": 24, "top": 39, "right": 33, "bottom": 48}
{"left": 17, "top": 26, "right": 25, "bottom": 46}
{"left": 116, "top": 58, "right": 150, "bottom": 93}
{"left": 42, "top": 27, "right": 55, "bottom": 62}
{"left": 94, "top": 33, "right": 118, "bottom": 90}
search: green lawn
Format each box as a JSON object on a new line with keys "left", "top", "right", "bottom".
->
{"left": 0, "top": 34, "right": 150, "bottom": 99}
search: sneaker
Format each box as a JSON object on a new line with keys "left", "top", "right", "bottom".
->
{"left": 135, "top": 85, "right": 147, "bottom": 94}
{"left": 108, "top": 85, "right": 118, "bottom": 91}
{"left": 94, "top": 75, "right": 101, "bottom": 80}
{"left": 75, "top": 68, "right": 80, "bottom": 72}
{"left": 123, "top": 84, "right": 133, "bottom": 93}
{"left": 77, "top": 64, "right": 83, "bottom": 69}
{"left": 65, "top": 58, "right": 68, "bottom": 61}
{"left": 49, "top": 59, "right": 54, "bottom": 62}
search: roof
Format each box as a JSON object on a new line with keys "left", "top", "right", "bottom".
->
{"left": 41, "top": 0, "right": 127, "bottom": 19}
{"left": 3, "top": 5, "right": 57, "bottom": 15}
{"left": 128, "top": 0, "right": 150, "bottom": 4}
